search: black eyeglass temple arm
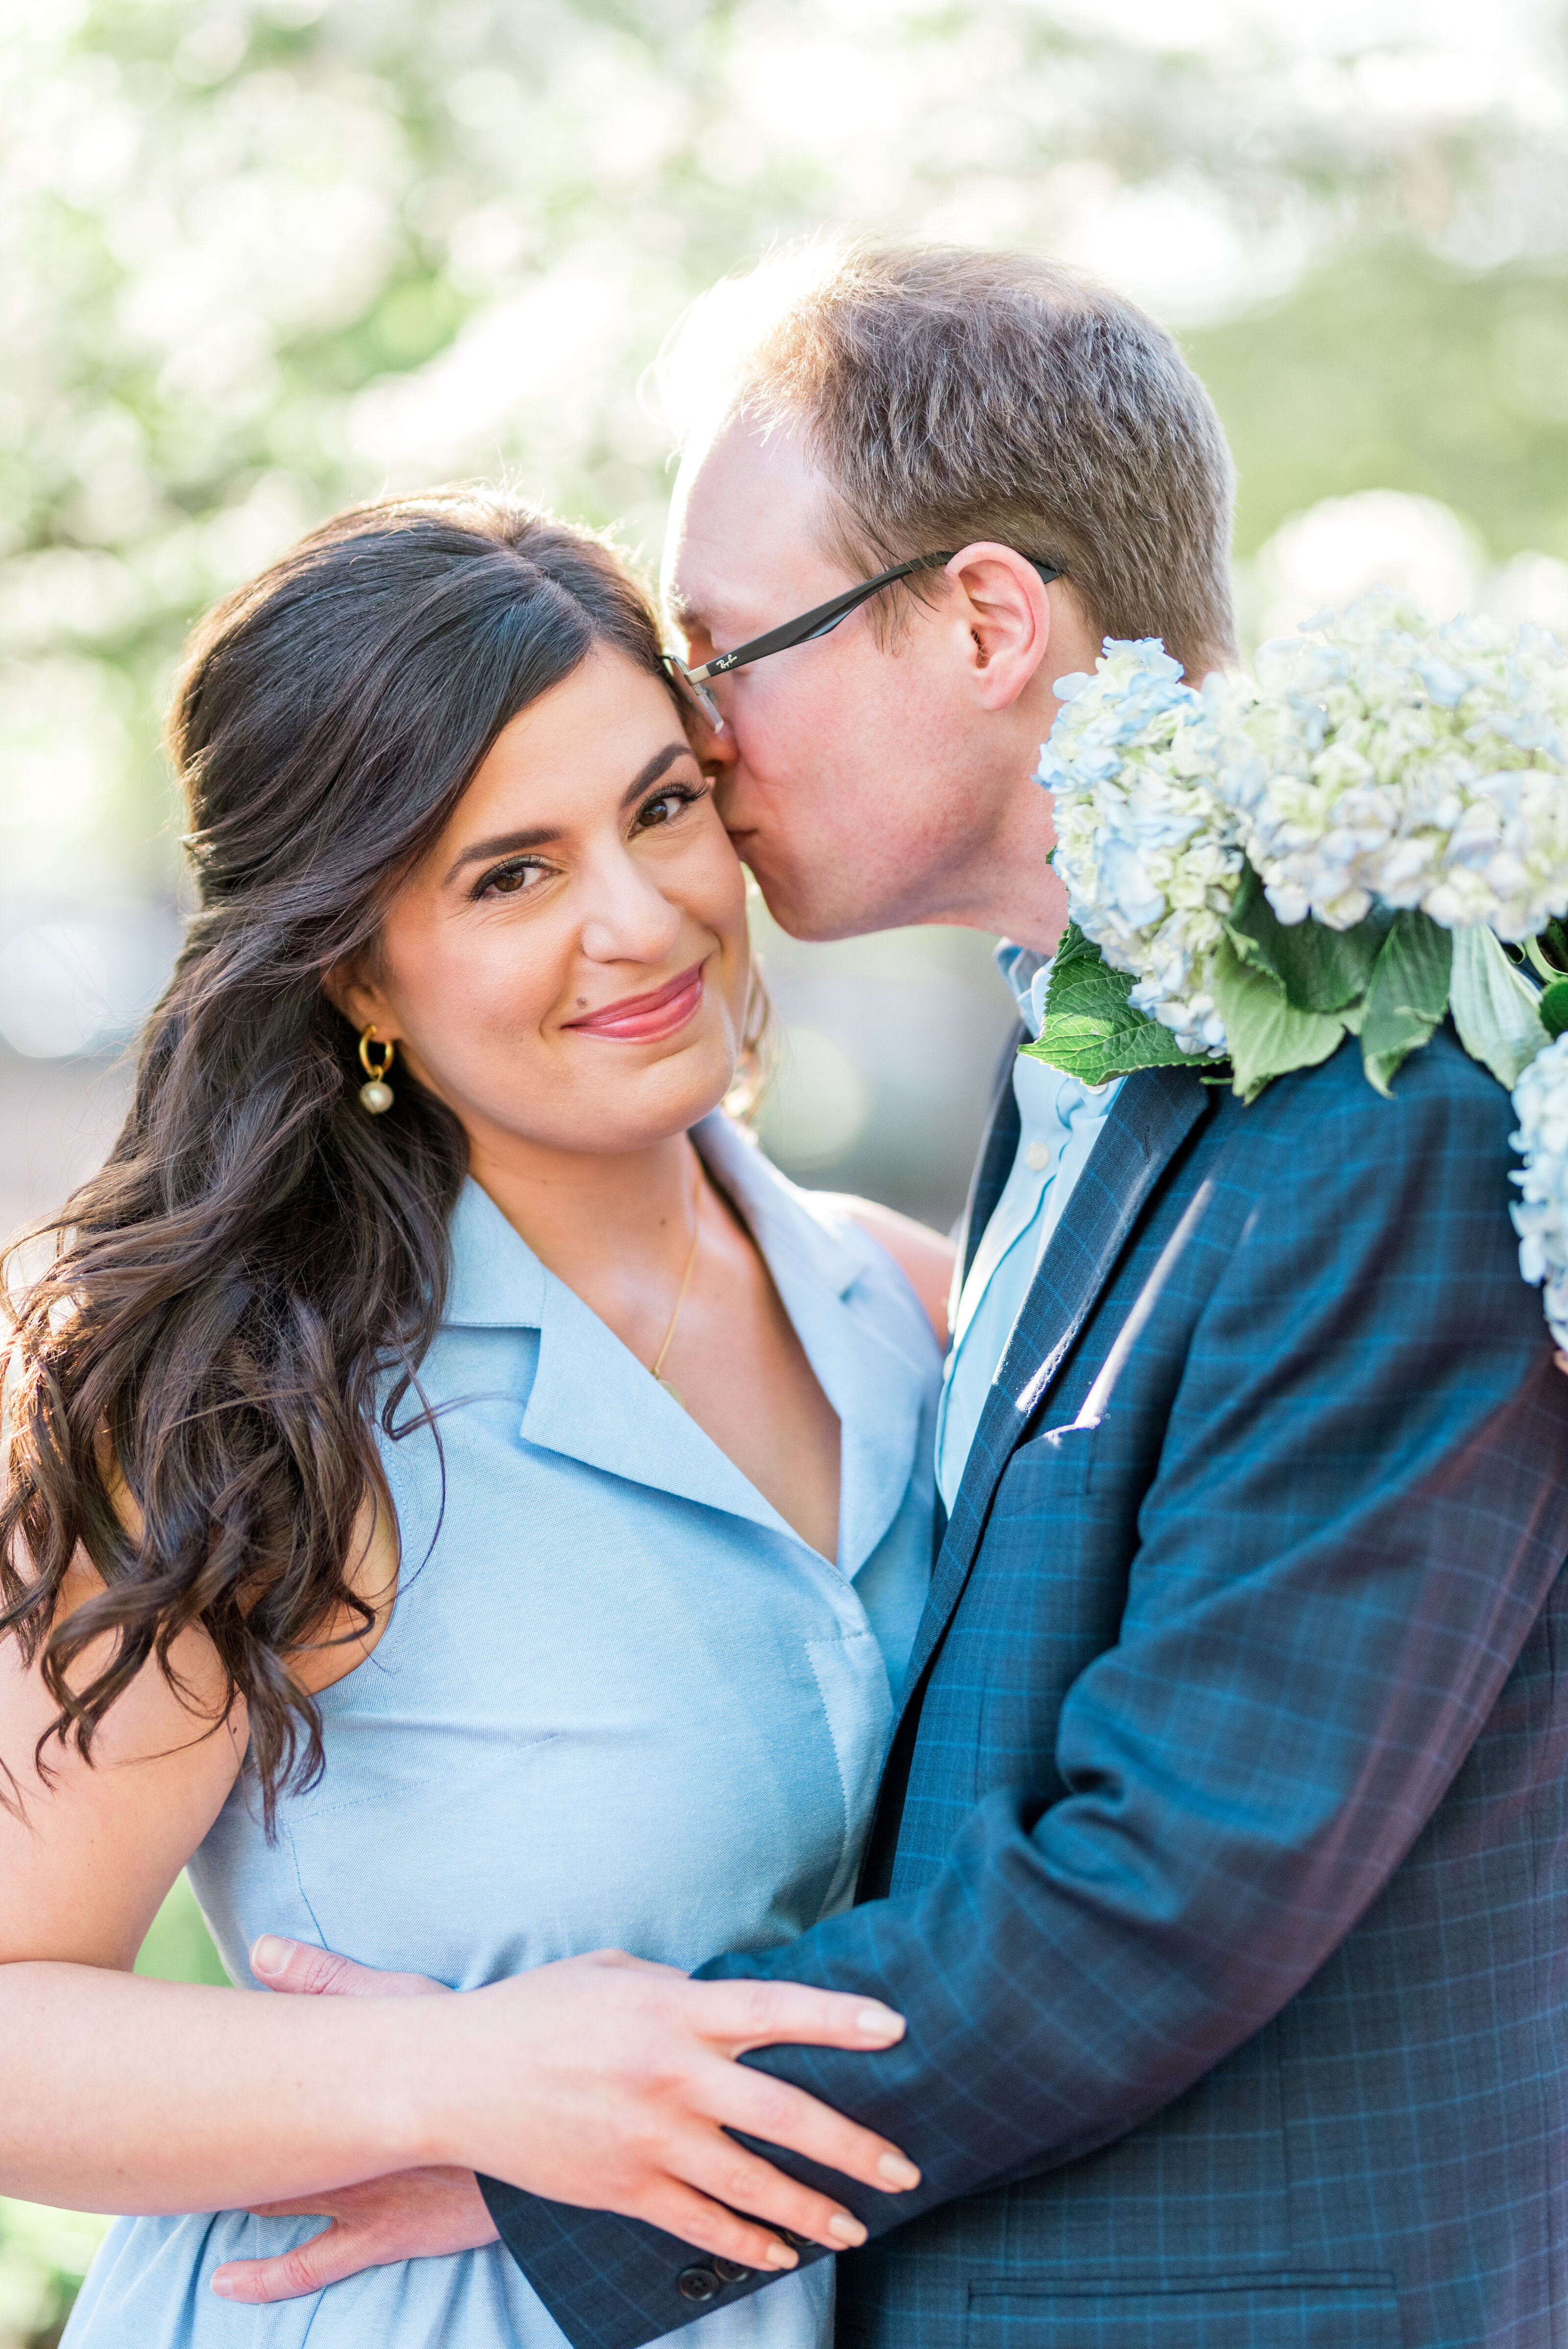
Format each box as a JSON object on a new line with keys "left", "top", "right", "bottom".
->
{"left": 692, "top": 557, "right": 939, "bottom": 680}
{"left": 689, "top": 551, "right": 1063, "bottom": 684}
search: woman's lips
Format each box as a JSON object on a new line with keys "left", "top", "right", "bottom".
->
{"left": 563, "top": 961, "right": 706, "bottom": 1043}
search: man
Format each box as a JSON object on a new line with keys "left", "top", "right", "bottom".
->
{"left": 232, "top": 245, "right": 1568, "bottom": 2345}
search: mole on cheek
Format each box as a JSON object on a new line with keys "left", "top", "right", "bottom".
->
{"left": 575, "top": 996, "right": 588, "bottom": 1008}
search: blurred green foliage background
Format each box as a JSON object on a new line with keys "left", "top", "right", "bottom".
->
{"left": 6, "top": 0, "right": 1568, "bottom": 907}
{"left": 3, "top": 0, "right": 1568, "bottom": 2336}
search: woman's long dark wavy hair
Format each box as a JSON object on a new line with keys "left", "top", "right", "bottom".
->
{"left": 0, "top": 490, "right": 690, "bottom": 1824}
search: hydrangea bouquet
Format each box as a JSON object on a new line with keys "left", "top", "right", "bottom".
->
{"left": 1030, "top": 591, "right": 1568, "bottom": 1346}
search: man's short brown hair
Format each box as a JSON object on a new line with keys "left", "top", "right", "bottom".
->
{"left": 662, "top": 240, "right": 1237, "bottom": 676}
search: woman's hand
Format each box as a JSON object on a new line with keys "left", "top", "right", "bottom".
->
{"left": 210, "top": 1933, "right": 917, "bottom": 2302}
{"left": 213, "top": 1939, "right": 496, "bottom": 2303}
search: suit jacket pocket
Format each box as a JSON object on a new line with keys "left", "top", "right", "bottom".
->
{"left": 1010, "top": 1419, "right": 1102, "bottom": 1501}
{"left": 967, "top": 2271, "right": 1400, "bottom": 2348}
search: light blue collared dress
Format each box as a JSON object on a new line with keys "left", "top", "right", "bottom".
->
{"left": 65, "top": 1113, "right": 939, "bottom": 2349}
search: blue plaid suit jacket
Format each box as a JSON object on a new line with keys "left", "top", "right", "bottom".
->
{"left": 484, "top": 1025, "right": 1568, "bottom": 2349}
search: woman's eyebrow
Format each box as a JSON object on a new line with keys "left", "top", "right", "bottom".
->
{"left": 615, "top": 742, "right": 696, "bottom": 809}
{"left": 442, "top": 743, "right": 696, "bottom": 885}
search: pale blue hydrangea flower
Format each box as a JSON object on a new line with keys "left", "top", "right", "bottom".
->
{"left": 1511, "top": 1033, "right": 1568, "bottom": 1351}
{"left": 1039, "top": 608, "right": 1568, "bottom": 1353}
{"left": 1037, "top": 638, "right": 1241, "bottom": 1057}
{"left": 1209, "top": 590, "right": 1568, "bottom": 936}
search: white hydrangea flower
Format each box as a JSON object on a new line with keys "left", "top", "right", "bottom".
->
{"left": 1037, "top": 640, "right": 1243, "bottom": 1056}
{"left": 1511, "top": 1033, "right": 1568, "bottom": 1351}
{"left": 1211, "top": 591, "right": 1568, "bottom": 937}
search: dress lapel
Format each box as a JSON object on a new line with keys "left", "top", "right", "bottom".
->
{"left": 520, "top": 1266, "right": 806, "bottom": 1536}
{"left": 446, "top": 1135, "right": 931, "bottom": 1583}
{"left": 895, "top": 1062, "right": 1212, "bottom": 1714}
{"left": 692, "top": 1115, "right": 931, "bottom": 1583}
{"left": 443, "top": 1174, "right": 794, "bottom": 1536}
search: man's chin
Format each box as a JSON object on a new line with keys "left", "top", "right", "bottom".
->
{"left": 751, "top": 874, "right": 874, "bottom": 943}
{"left": 729, "top": 831, "right": 896, "bottom": 942}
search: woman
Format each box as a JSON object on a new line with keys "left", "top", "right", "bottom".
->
{"left": 0, "top": 494, "right": 952, "bottom": 2346}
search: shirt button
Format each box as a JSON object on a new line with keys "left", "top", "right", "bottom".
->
{"left": 1026, "top": 1142, "right": 1051, "bottom": 1172}
{"left": 678, "top": 2266, "right": 722, "bottom": 2302}
{"left": 713, "top": 2259, "right": 753, "bottom": 2282}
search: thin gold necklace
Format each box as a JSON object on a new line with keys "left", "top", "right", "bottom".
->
{"left": 650, "top": 1169, "right": 703, "bottom": 1408}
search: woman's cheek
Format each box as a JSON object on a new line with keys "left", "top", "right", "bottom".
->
{"left": 420, "top": 949, "right": 554, "bottom": 1094}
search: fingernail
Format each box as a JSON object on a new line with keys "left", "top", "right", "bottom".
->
{"left": 210, "top": 2274, "right": 238, "bottom": 2298}
{"left": 877, "top": 2153, "right": 920, "bottom": 2190}
{"left": 855, "top": 2005, "right": 904, "bottom": 2041}
{"left": 828, "top": 2215, "right": 867, "bottom": 2246}
{"left": 764, "top": 2244, "right": 797, "bottom": 2269}
{"left": 251, "top": 1935, "right": 290, "bottom": 1977}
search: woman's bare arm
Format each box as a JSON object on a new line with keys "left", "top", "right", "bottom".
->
{"left": 0, "top": 1563, "right": 246, "bottom": 1971}
{"left": 0, "top": 1537, "right": 917, "bottom": 2263}
{"left": 0, "top": 1523, "right": 427, "bottom": 2213}
{"left": 0, "top": 1484, "right": 396, "bottom": 1975}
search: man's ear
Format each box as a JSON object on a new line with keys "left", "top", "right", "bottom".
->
{"left": 940, "top": 544, "right": 1055, "bottom": 710}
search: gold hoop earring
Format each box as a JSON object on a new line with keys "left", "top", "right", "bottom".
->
{"left": 357, "top": 1026, "right": 395, "bottom": 1115}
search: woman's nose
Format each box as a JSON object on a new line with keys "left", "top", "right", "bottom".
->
{"left": 577, "top": 853, "right": 683, "bottom": 966}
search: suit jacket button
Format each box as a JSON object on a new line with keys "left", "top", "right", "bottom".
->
{"left": 678, "top": 2266, "right": 722, "bottom": 2302}
{"left": 712, "top": 2259, "right": 752, "bottom": 2282}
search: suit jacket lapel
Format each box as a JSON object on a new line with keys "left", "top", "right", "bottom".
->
{"left": 956, "top": 1023, "right": 1027, "bottom": 1284}
{"left": 898, "top": 1062, "right": 1211, "bottom": 1713}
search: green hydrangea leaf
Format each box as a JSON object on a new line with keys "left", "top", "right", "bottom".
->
{"left": 1540, "top": 976, "right": 1568, "bottom": 1040}
{"left": 1358, "top": 911, "right": 1453, "bottom": 1096}
{"left": 1449, "top": 924, "right": 1550, "bottom": 1086}
{"left": 1208, "top": 932, "right": 1346, "bottom": 1103}
{"left": 1022, "top": 925, "right": 1212, "bottom": 1085}
{"left": 1040, "top": 921, "right": 1110, "bottom": 995}
{"left": 1224, "top": 864, "right": 1393, "bottom": 1014}
{"left": 1023, "top": 1018, "right": 1211, "bottom": 1085}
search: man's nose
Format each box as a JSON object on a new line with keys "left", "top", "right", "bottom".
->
{"left": 701, "top": 717, "right": 738, "bottom": 778}
{"left": 699, "top": 714, "right": 740, "bottom": 822}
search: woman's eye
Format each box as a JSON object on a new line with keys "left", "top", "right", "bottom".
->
{"left": 636, "top": 785, "right": 702, "bottom": 832}
{"left": 476, "top": 860, "right": 544, "bottom": 899}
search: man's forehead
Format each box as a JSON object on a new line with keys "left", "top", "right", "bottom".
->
{"left": 662, "top": 415, "right": 839, "bottom": 625}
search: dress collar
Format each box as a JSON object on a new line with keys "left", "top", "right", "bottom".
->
{"left": 439, "top": 1117, "right": 929, "bottom": 1581}
{"left": 443, "top": 1179, "right": 548, "bottom": 1328}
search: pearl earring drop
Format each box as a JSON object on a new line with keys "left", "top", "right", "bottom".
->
{"left": 357, "top": 1026, "right": 395, "bottom": 1114}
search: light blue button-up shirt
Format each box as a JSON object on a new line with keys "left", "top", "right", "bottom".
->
{"left": 935, "top": 944, "right": 1122, "bottom": 1516}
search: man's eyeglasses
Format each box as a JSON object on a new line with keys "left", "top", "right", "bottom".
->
{"left": 662, "top": 549, "right": 1065, "bottom": 728}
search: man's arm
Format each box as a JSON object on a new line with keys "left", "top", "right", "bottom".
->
{"left": 486, "top": 1037, "right": 1568, "bottom": 2347}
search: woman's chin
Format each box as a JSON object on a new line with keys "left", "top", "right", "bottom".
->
{"left": 585, "top": 1022, "right": 741, "bottom": 1137}
{"left": 603, "top": 1052, "right": 738, "bottom": 1149}
{"left": 466, "top": 1042, "right": 740, "bottom": 1160}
